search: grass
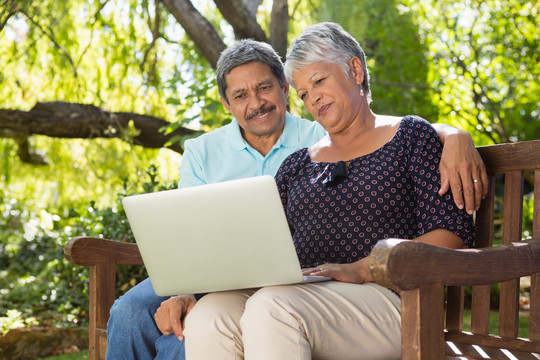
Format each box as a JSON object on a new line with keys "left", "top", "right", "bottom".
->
{"left": 459, "top": 309, "right": 529, "bottom": 338}
{"left": 42, "top": 350, "right": 88, "bottom": 360}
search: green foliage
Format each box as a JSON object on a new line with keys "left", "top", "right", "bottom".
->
{"left": 401, "top": 0, "right": 540, "bottom": 145}
{"left": 0, "top": 309, "right": 38, "bottom": 335}
{"left": 0, "top": 165, "right": 175, "bottom": 328}
{"left": 1, "top": 136, "right": 181, "bottom": 208}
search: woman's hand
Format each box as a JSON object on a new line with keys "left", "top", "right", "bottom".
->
{"left": 435, "top": 125, "right": 488, "bottom": 214}
{"left": 303, "top": 257, "right": 373, "bottom": 284}
{"left": 154, "top": 294, "right": 197, "bottom": 341}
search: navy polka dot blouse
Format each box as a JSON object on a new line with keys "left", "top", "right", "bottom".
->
{"left": 275, "top": 116, "right": 475, "bottom": 269}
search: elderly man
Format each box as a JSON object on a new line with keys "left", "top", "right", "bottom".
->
{"left": 106, "top": 39, "right": 486, "bottom": 360}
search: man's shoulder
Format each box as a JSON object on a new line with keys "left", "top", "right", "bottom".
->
{"left": 184, "top": 121, "right": 237, "bottom": 148}
{"left": 284, "top": 113, "right": 326, "bottom": 146}
{"left": 287, "top": 113, "right": 318, "bottom": 127}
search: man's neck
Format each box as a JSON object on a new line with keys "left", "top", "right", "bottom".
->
{"left": 241, "top": 126, "right": 284, "bottom": 157}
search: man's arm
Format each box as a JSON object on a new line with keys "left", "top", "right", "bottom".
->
{"left": 432, "top": 123, "right": 488, "bottom": 215}
{"left": 178, "top": 141, "right": 207, "bottom": 188}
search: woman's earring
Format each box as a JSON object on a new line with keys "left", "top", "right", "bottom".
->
{"left": 360, "top": 88, "right": 365, "bottom": 96}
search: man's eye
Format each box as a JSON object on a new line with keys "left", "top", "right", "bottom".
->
{"left": 235, "top": 94, "right": 245, "bottom": 100}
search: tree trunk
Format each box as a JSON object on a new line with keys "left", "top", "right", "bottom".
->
{"left": 161, "top": 0, "right": 226, "bottom": 69}
{"left": 270, "top": 0, "right": 289, "bottom": 60}
{"left": 214, "top": 0, "right": 268, "bottom": 42}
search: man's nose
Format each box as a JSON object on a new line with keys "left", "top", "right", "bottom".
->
{"left": 249, "top": 91, "right": 266, "bottom": 108}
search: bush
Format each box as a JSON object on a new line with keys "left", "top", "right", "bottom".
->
{"left": 0, "top": 165, "right": 175, "bottom": 331}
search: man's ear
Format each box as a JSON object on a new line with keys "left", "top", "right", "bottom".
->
{"left": 282, "top": 81, "right": 290, "bottom": 96}
{"left": 220, "top": 97, "right": 231, "bottom": 112}
{"left": 349, "top": 57, "right": 364, "bottom": 86}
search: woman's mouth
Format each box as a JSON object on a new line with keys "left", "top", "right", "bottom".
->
{"left": 318, "top": 103, "right": 331, "bottom": 117}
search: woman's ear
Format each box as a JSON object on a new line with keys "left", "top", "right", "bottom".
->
{"left": 349, "top": 57, "right": 364, "bottom": 86}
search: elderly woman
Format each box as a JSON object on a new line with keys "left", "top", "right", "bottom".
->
{"left": 182, "top": 23, "right": 475, "bottom": 360}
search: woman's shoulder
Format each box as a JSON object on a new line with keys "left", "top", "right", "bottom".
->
{"left": 282, "top": 147, "right": 311, "bottom": 167}
{"left": 399, "top": 115, "right": 433, "bottom": 130}
{"left": 393, "top": 115, "right": 437, "bottom": 139}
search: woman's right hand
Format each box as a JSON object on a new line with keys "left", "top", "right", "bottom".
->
{"left": 304, "top": 257, "right": 373, "bottom": 284}
{"left": 154, "top": 294, "right": 197, "bottom": 341}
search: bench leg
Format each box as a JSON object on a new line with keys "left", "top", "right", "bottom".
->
{"left": 89, "top": 263, "right": 116, "bottom": 360}
{"left": 401, "top": 283, "right": 445, "bottom": 360}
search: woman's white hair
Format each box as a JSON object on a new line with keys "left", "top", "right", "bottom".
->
{"left": 285, "top": 22, "right": 371, "bottom": 102}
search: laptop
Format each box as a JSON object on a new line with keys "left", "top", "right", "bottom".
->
{"left": 122, "top": 175, "right": 330, "bottom": 296}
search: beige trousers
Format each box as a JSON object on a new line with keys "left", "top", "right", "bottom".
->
{"left": 183, "top": 281, "right": 401, "bottom": 360}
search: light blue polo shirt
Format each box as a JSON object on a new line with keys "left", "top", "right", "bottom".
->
{"left": 179, "top": 112, "right": 326, "bottom": 188}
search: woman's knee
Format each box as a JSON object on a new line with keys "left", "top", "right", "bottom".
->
{"left": 241, "top": 286, "right": 302, "bottom": 330}
{"left": 185, "top": 290, "right": 251, "bottom": 337}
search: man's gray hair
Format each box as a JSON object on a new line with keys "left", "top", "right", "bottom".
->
{"left": 284, "top": 22, "right": 371, "bottom": 102}
{"left": 216, "top": 39, "right": 286, "bottom": 104}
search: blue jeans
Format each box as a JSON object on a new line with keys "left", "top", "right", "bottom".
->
{"left": 106, "top": 278, "right": 185, "bottom": 360}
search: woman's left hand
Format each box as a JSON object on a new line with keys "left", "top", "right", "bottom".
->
{"left": 302, "top": 257, "right": 373, "bottom": 284}
{"left": 438, "top": 130, "right": 488, "bottom": 214}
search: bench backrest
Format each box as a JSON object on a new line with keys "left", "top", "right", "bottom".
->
{"left": 446, "top": 140, "right": 540, "bottom": 353}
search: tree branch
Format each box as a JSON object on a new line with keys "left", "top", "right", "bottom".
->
{"left": 20, "top": 9, "right": 79, "bottom": 78}
{"left": 161, "top": 0, "right": 226, "bottom": 69}
{"left": 0, "top": 102, "right": 200, "bottom": 163}
{"left": 0, "top": 0, "right": 31, "bottom": 32}
{"left": 213, "top": 0, "right": 268, "bottom": 42}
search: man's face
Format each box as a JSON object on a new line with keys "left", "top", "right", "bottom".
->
{"left": 221, "top": 61, "right": 289, "bottom": 143}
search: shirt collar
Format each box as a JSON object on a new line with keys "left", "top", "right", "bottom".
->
{"left": 227, "top": 112, "right": 299, "bottom": 152}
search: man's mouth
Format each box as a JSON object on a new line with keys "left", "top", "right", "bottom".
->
{"left": 246, "top": 105, "right": 276, "bottom": 121}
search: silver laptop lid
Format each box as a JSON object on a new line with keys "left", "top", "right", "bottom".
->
{"left": 122, "top": 175, "right": 304, "bottom": 295}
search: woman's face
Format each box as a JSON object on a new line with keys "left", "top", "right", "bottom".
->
{"left": 292, "top": 59, "right": 364, "bottom": 134}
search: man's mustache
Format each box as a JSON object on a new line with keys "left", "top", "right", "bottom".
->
{"left": 245, "top": 105, "right": 276, "bottom": 120}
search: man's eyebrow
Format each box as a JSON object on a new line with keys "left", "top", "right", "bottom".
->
{"left": 230, "top": 88, "right": 247, "bottom": 97}
{"left": 258, "top": 79, "right": 274, "bottom": 86}
{"left": 229, "top": 79, "right": 274, "bottom": 96}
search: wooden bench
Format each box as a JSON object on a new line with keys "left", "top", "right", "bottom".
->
{"left": 65, "top": 140, "right": 540, "bottom": 360}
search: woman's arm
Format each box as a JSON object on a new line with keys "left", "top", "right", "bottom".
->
{"left": 432, "top": 123, "right": 488, "bottom": 214}
{"left": 305, "top": 229, "right": 464, "bottom": 284}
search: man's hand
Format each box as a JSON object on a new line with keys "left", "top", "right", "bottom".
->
{"left": 435, "top": 125, "right": 488, "bottom": 214}
{"left": 154, "top": 294, "right": 197, "bottom": 341}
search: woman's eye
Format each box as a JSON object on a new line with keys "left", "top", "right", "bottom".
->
{"left": 299, "top": 93, "right": 306, "bottom": 101}
{"left": 315, "top": 77, "right": 325, "bottom": 84}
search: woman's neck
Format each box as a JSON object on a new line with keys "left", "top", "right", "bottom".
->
{"left": 311, "top": 112, "right": 401, "bottom": 162}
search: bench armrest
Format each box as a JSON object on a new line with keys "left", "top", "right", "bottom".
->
{"left": 369, "top": 238, "right": 540, "bottom": 291}
{"left": 64, "top": 236, "right": 144, "bottom": 266}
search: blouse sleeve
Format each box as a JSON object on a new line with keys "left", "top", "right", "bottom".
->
{"left": 402, "top": 116, "right": 475, "bottom": 247}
